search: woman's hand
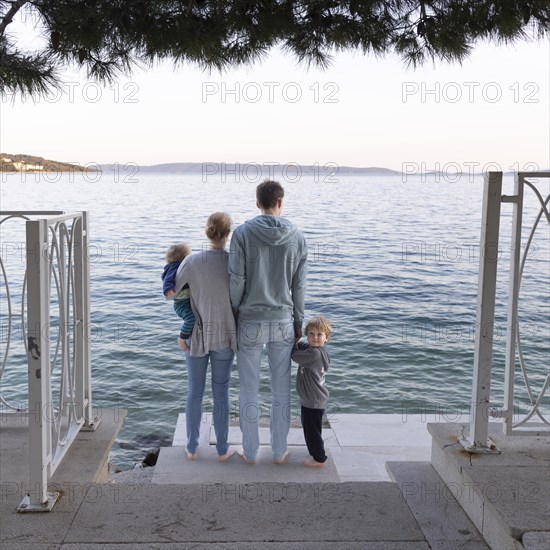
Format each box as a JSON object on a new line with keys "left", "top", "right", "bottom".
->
{"left": 178, "top": 337, "right": 189, "bottom": 352}
{"left": 165, "top": 289, "right": 176, "bottom": 298}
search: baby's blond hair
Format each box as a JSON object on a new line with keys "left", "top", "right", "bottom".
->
{"left": 165, "top": 243, "right": 192, "bottom": 263}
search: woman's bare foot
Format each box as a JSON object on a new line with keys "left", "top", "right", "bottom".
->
{"left": 186, "top": 450, "right": 198, "bottom": 460}
{"left": 273, "top": 450, "right": 290, "bottom": 464}
{"left": 304, "top": 458, "right": 326, "bottom": 468}
{"left": 218, "top": 446, "right": 236, "bottom": 462}
{"left": 237, "top": 448, "right": 255, "bottom": 464}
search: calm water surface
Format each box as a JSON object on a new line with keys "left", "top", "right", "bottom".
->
{"left": 1, "top": 172, "right": 548, "bottom": 468}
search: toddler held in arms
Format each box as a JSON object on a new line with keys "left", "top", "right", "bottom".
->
{"left": 161, "top": 243, "right": 195, "bottom": 352}
{"left": 291, "top": 316, "right": 332, "bottom": 467}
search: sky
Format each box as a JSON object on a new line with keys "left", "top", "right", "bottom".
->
{"left": 0, "top": 14, "right": 549, "bottom": 173}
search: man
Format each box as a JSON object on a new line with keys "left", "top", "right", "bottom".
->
{"left": 229, "top": 180, "right": 307, "bottom": 464}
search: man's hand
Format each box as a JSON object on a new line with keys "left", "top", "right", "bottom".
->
{"left": 294, "top": 325, "right": 302, "bottom": 343}
{"left": 165, "top": 289, "right": 176, "bottom": 298}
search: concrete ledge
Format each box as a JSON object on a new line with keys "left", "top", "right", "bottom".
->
{"left": 168, "top": 413, "right": 433, "bottom": 483}
{"left": 153, "top": 445, "right": 339, "bottom": 484}
{"left": 53, "top": 408, "right": 127, "bottom": 485}
{"left": 522, "top": 532, "right": 550, "bottom": 550}
{"left": 386, "top": 461, "right": 489, "bottom": 549}
{"left": 0, "top": 408, "right": 126, "bottom": 492}
{"left": 428, "top": 423, "right": 550, "bottom": 550}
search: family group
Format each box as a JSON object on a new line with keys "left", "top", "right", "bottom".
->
{"left": 162, "top": 180, "right": 332, "bottom": 468}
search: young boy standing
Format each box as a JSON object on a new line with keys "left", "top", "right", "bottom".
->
{"left": 291, "top": 316, "right": 332, "bottom": 467}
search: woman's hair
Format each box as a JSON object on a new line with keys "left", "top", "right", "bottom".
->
{"left": 205, "top": 212, "right": 232, "bottom": 243}
{"left": 305, "top": 316, "right": 333, "bottom": 340}
{"left": 165, "top": 243, "right": 191, "bottom": 263}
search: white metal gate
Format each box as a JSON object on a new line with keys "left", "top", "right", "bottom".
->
{"left": 461, "top": 172, "right": 550, "bottom": 452}
{"left": 0, "top": 211, "right": 98, "bottom": 511}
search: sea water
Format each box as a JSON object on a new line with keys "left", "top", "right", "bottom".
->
{"left": 0, "top": 171, "right": 548, "bottom": 468}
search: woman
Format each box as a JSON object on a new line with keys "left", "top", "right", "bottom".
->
{"left": 174, "top": 212, "right": 237, "bottom": 461}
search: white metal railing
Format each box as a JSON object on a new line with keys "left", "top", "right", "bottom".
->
{"left": 1, "top": 211, "right": 63, "bottom": 412}
{"left": 460, "top": 172, "right": 550, "bottom": 453}
{"left": 0, "top": 211, "right": 98, "bottom": 511}
{"left": 500, "top": 173, "right": 550, "bottom": 435}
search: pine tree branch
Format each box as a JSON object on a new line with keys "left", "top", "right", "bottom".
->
{"left": 0, "top": 0, "right": 29, "bottom": 36}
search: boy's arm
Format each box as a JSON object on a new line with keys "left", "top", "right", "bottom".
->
{"left": 291, "top": 344, "right": 319, "bottom": 368}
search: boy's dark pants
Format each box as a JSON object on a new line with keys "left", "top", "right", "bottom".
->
{"left": 301, "top": 405, "right": 327, "bottom": 463}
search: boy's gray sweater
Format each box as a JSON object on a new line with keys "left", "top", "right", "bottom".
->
{"left": 291, "top": 342, "right": 330, "bottom": 409}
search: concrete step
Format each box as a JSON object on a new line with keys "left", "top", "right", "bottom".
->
{"left": 153, "top": 445, "right": 340, "bottom": 484}
{"left": 164, "top": 412, "right": 433, "bottom": 483}
{"left": 428, "top": 422, "right": 550, "bottom": 550}
{"left": 1, "top": 481, "right": 429, "bottom": 548}
{"left": 0, "top": 408, "right": 126, "bottom": 491}
{"left": 386, "top": 461, "right": 489, "bottom": 549}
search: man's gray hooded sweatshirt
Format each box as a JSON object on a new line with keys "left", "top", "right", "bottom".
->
{"left": 229, "top": 215, "right": 307, "bottom": 329}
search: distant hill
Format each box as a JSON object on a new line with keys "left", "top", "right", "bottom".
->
{"left": 6, "top": 156, "right": 543, "bottom": 177}
{"left": 0, "top": 153, "right": 89, "bottom": 173}
{"left": 101, "top": 162, "right": 401, "bottom": 175}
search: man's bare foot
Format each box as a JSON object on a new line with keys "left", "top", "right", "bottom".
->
{"left": 186, "top": 450, "right": 198, "bottom": 460}
{"left": 218, "top": 446, "right": 236, "bottom": 462}
{"left": 178, "top": 338, "right": 189, "bottom": 352}
{"left": 273, "top": 450, "right": 289, "bottom": 464}
{"left": 304, "top": 459, "right": 326, "bottom": 468}
{"left": 237, "top": 448, "right": 255, "bottom": 464}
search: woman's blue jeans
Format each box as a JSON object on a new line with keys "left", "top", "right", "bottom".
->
{"left": 184, "top": 346, "right": 234, "bottom": 455}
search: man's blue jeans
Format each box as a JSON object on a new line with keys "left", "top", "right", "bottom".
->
{"left": 237, "top": 320, "right": 294, "bottom": 461}
{"left": 184, "top": 346, "right": 234, "bottom": 455}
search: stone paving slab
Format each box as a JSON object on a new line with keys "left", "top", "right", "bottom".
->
{"left": 386, "top": 461, "right": 489, "bottom": 549}
{"left": 332, "top": 446, "right": 433, "bottom": 482}
{"left": 152, "top": 445, "right": 339, "bottom": 484}
{"left": 523, "top": 531, "right": 550, "bottom": 550}
{"left": 0, "top": 489, "right": 84, "bottom": 546}
{"left": 330, "top": 414, "right": 434, "bottom": 447}
{"left": 62, "top": 482, "right": 426, "bottom": 545}
{"left": 330, "top": 446, "right": 389, "bottom": 481}
{"left": 58, "top": 543, "right": 430, "bottom": 550}
{"left": 0, "top": 413, "right": 32, "bottom": 484}
{"left": 168, "top": 413, "right": 434, "bottom": 484}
